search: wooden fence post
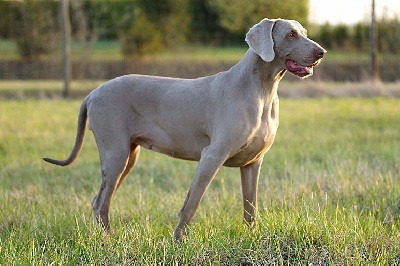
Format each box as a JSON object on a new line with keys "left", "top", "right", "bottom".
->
{"left": 61, "top": 0, "right": 71, "bottom": 98}
{"left": 370, "top": 0, "right": 379, "bottom": 81}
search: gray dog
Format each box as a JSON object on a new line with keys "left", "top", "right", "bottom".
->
{"left": 44, "top": 18, "right": 326, "bottom": 240}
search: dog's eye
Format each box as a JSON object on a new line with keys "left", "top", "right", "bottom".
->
{"left": 287, "top": 31, "right": 297, "bottom": 38}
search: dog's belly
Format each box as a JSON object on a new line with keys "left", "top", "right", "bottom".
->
{"left": 135, "top": 133, "right": 276, "bottom": 167}
{"left": 131, "top": 104, "right": 278, "bottom": 167}
{"left": 132, "top": 132, "right": 206, "bottom": 162}
{"left": 223, "top": 134, "right": 276, "bottom": 167}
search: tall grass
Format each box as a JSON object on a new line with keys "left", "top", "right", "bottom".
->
{"left": 0, "top": 98, "right": 399, "bottom": 264}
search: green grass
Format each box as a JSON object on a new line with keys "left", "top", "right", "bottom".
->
{"left": 0, "top": 98, "right": 399, "bottom": 264}
{"left": 1, "top": 39, "right": 399, "bottom": 64}
{"left": 0, "top": 39, "right": 17, "bottom": 59}
{"left": 0, "top": 80, "right": 105, "bottom": 99}
{"left": 0, "top": 39, "right": 246, "bottom": 61}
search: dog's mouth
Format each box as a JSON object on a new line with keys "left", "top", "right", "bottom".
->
{"left": 285, "top": 59, "right": 319, "bottom": 78}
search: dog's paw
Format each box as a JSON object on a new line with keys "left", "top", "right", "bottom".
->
{"left": 173, "top": 226, "right": 187, "bottom": 241}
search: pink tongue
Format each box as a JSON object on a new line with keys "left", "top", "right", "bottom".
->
{"left": 287, "top": 60, "right": 303, "bottom": 70}
{"left": 286, "top": 60, "right": 312, "bottom": 76}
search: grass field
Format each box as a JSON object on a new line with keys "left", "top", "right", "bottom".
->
{"left": 1, "top": 39, "right": 399, "bottom": 64}
{"left": 1, "top": 98, "right": 399, "bottom": 264}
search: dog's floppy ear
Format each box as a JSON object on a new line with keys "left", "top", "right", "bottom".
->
{"left": 245, "top": 18, "right": 276, "bottom": 62}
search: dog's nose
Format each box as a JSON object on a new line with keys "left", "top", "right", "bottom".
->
{"left": 315, "top": 47, "right": 326, "bottom": 59}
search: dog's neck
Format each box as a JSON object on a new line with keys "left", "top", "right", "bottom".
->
{"left": 232, "top": 49, "right": 286, "bottom": 99}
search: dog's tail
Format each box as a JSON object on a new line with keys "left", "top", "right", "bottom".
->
{"left": 43, "top": 97, "right": 89, "bottom": 166}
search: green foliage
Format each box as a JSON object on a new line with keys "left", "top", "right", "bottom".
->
{"left": 0, "top": 98, "right": 399, "bottom": 264}
{"left": 188, "top": 0, "right": 221, "bottom": 43}
{"left": 207, "top": 0, "right": 309, "bottom": 34}
{"left": 0, "top": 1, "right": 14, "bottom": 39}
{"left": 1, "top": 0, "right": 399, "bottom": 57}
{"left": 315, "top": 18, "right": 400, "bottom": 53}
{"left": 120, "top": 14, "right": 163, "bottom": 57}
{"left": 80, "top": 0, "right": 137, "bottom": 39}
{"left": 316, "top": 23, "right": 332, "bottom": 48}
{"left": 354, "top": 23, "right": 370, "bottom": 50}
{"left": 317, "top": 23, "right": 352, "bottom": 49}
{"left": 332, "top": 24, "right": 350, "bottom": 47}
{"left": 377, "top": 17, "right": 400, "bottom": 53}
{"left": 7, "top": 0, "right": 59, "bottom": 59}
{"left": 114, "top": 0, "right": 191, "bottom": 57}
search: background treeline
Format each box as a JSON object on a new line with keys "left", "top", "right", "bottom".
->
{"left": 0, "top": 0, "right": 309, "bottom": 58}
{"left": 1, "top": 0, "right": 398, "bottom": 59}
{"left": 316, "top": 19, "right": 400, "bottom": 53}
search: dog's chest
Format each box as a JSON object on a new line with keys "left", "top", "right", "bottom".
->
{"left": 224, "top": 97, "right": 279, "bottom": 167}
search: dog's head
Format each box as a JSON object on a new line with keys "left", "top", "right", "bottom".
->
{"left": 246, "top": 18, "right": 326, "bottom": 78}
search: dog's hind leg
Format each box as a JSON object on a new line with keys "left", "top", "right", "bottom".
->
{"left": 116, "top": 143, "right": 140, "bottom": 190}
{"left": 91, "top": 142, "right": 131, "bottom": 230}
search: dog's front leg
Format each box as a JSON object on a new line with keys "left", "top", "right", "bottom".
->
{"left": 173, "top": 146, "right": 228, "bottom": 240}
{"left": 240, "top": 158, "right": 263, "bottom": 225}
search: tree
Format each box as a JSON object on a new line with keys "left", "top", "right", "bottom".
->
{"left": 11, "top": 0, "right": 59, "bottom": 59}
{"left": 317, "top": 23, "right": 333, "bottom": 49}
{"left": 120, "top": 0, "right": 190, "bottom": 57}
{"left": 354, "top": 23, "right": 369, "bottom": 51}
{"left": 377, "top": 17, "right": 400, "bottom": 54}
{"left": 188, "top": 0, "right": 220, "bottom": 43}
{"left": 120, "top": 13, "right": 163, "bottom": 57}
{"left": 332, "top": 24, "right": 349, "bottom": 48}
{"left": 207, "top": 0, "right": 309, "bottom": 35}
